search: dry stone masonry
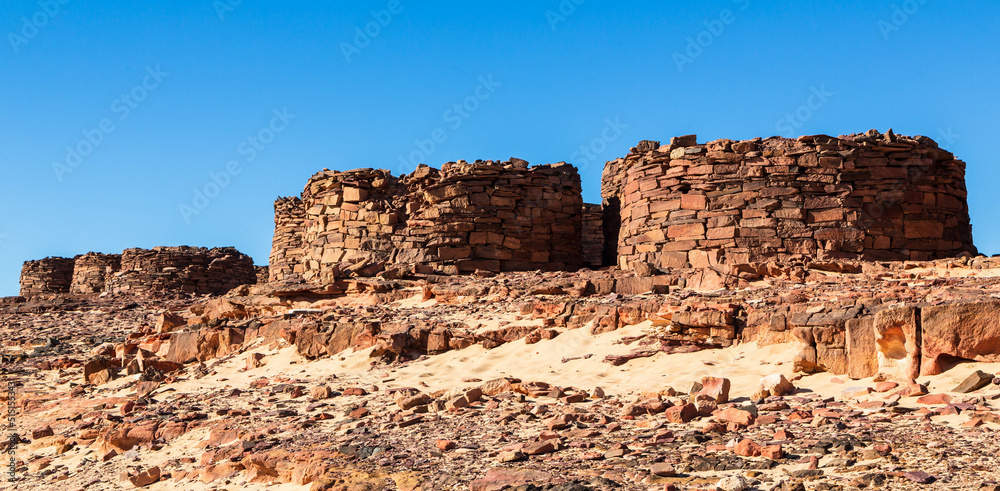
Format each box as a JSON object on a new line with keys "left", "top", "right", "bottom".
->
{"left": 106, "top": 247, "right": 256, "bottom": 295}
{"left": 581, "top": 204, "right": 605, "bottom": 268}
{"left": 268, "top": 197, "right": 306, "bottom": 282}
{"left": 70, "top": 253, "right": 122, "bottom": 294}
{"left": 19, "top": 247, "right": 257, "bottom": 297}
{"left": 270, "top": 159, "right": 584, "bottom": 283}
{"left": 601, "top": 130, "right": 977, "bottom": 272}
{"left": 19, "top": 257, "right": 75, "bottom": 296}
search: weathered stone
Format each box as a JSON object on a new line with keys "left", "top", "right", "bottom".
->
{"left": 920, "top": 301, "right": 1000, "bottom": 375}
{"left": 874, "top": 306, "right": 921, "bottom": 381}
{"left": 953, "top": 371, "right": 995, "bottom": 393}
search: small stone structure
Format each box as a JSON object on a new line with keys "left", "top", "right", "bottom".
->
{"left": 581, "top": 204, "right": 604, "bottom": 268}
{"left": 106, "top": 247, "right": 256, "bottom": 295}
{"left": 70, "top": 253, "right": 122, "bottom": 294}
{"left": 268, "top": 197, "right": 306, "bottom": 283}
{"left": 19, "top": 257, "right": 75, "bottom": 296}
{"left": 20, "top": 247, "right": 257, "bottom": 296}
{"left": 601, "top": 130, "right": 977, "bottom": 271}
{"left": 271, "top": 159, "right": 584, "bottom": 283}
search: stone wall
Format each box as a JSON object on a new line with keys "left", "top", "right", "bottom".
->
{"left": 255, "top": 266, "right": 270, "bottom": 285}
{"left": 21, "top": 247, "right": 258, "bottom": 297}
{"left": 582, "top": 204, "right": 605, "bottom": 268}
{"left": 601, "top": 130, "right": 977, "bottom": 271}
{"left": 287, "top": 159, "right": 583, "bottom": 283}
{"left": 268, "top": 197, "right": 306, "bottom": 283}
{"left": 106, "top": 247, "right": 257, "bottom": 295}
{"left": 19, "top": 257, "right": 75, "bottom": 296}
{"left": 70, "top": 253, "right": 122, "bottom": 294}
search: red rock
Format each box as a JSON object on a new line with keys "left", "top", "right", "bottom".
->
{"left": 650, "top": 462, "right": 676, "bottom": 477}
{"left": 892, "top": 382, "right": 928, "bottom": 398}
{"left": 639, "top": 398, "right": 669, "bottom": 414}
{"left": 544, "top": 414, "right": 576, "bottom": 430}
{"left": 523, "top": 440, "right": 558, "bottom": 455}
{"left": 697, "top": 377, "right": 731, "bottom": 404}
{"left": 916, "top": 393, "right": 952, "bottom": 405}
{"left": 761, "top": 444, "right": 784, "bottom": 460}
{"left": 753, "top": 373, "right": 795, "bottom": 400}
{"left": 665, "top": 403, "right": 697, "bottom": 423}
{"left": 874, "top": 381, "right": 898, "bottom": 392}
{"left": 397, "top": 393, "right": 431, "bottom": 410}
{"left": 469, "top": 469, "right": 553, "bottom": 491}
{"left": 714, "top": 407, "right": 755, "bottom": 426}
{"left": 199, "top": 462, "right": 244, "bottom": 483}
{"left": 903, "top": 470, "right": 935, "bottom": 484}
{"left": 842, "top": 386, "right": 872, "bottom": 399}
{"left": 156, "top": 312, "right": 186, "bottom": 333}
{"left": 733, "top": 439, "right": 762, "bottom": 457}
{"left": 246, "top": 353, "right": 265, "bottom": 370}
{"left": 31, "top": 425, "right": 54, "bottom": 439}
{"left": 496, "top": 450, "right": 525, "bottom": 463}
{"left": 84, "top": 356, "right": 118, "bottom": 385}
{"left": 773, "top": 429, "right": 795, "bottom": 440}
{"left": 128, "top": 466, "right": 161, "bottom": 487}
{"left": 480, "top": 378, "right": 515, "bottom": 396}
{"left": 343, "top": 387, "right": 367, "bottom": 396}
{"left": 446, "top": 395, "right": 470, "bottom": 410}
{"left": 120, "top": 400, "right": 135, "bottom": 416}
{"left": 435, "top": 439, "right": 457, "bottom": 451}
{"left": 920, "top": 301, "right": 1000, "bottom": 376}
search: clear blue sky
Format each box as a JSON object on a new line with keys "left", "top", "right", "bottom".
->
{"left": 1, "top": 0, "right": 997, "bottom": 296}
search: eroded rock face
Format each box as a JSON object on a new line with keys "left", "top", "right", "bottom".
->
{"left": 846, "top": 317, "right": 877, "bottom": 380}
{"left": 920, "top": 301, "right": 1000, "bottom": 375}
{"left": 874, "top": 306, "right": 921, "bottom": 381}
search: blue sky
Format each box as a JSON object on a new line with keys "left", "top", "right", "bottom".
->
{"left": 1, "top": 0, "right": 997, "bottom": 296}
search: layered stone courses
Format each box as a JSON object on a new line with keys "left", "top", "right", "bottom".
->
{"left": 107, "top": 247, "right": 256, "bottom": 295}
{"left": 601, "top": 130, "right": 977, "bottom": 271}
{"left": 268, "top": 197, "right": 306, "bottom": 282}
{"left": 271, "top": 159, "right": 584, "bottom": 283}
{"left": 70, "top": 253, "right": 123, "bottom": 294}
{"left": 19, "top": 247, "right": 256, "bottom": 297}
{"left": 19, "top": 257, "right": 75, "bottom": 296}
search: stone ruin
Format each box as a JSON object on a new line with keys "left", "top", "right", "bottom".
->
{"left": 269, "top": 159, "right": 585, "bottom": 284}
{"left": 601, "top": 130, "right": 977, "bottom": 271}
{"left": 269, "top": 129, "right": 976, "bottom": 284}
{"left": 19, "top": 257, "right": 75, "bottom": 296}
{"left": 19, "top": 246, "right": 256, "bottom": 297}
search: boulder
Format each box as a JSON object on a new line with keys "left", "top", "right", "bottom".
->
{"left": 753, "top": 374, "right": 795, "bottom": 401}
{"left": 127, "top": 466, "right": 161, "bottom": 487}
{"left": 695, "top": 377, "right": 731, "bottom": 404}
{"left": 920, "top": 301, "right": 1000, "bottom": 375}
{"left": 846, "top": 316, "right": 877, "bottom": 379}
{"left": 164, "top": 331, "right": 201, "bottom": 365}
{"left": 84, "top": 356, "right": 117, "bottom": 386}
{"left": 953, "top": 371, "right": 994, "bottom": 393}
{"left": 874, "top": 306, "right": 921, "bottom": 380}
{"left": 155, "top": 312, "right": 186, "bottom": 334}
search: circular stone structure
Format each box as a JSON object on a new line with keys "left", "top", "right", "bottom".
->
{"left": 601, "top": 130, "right": 976, "bottom": 271}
